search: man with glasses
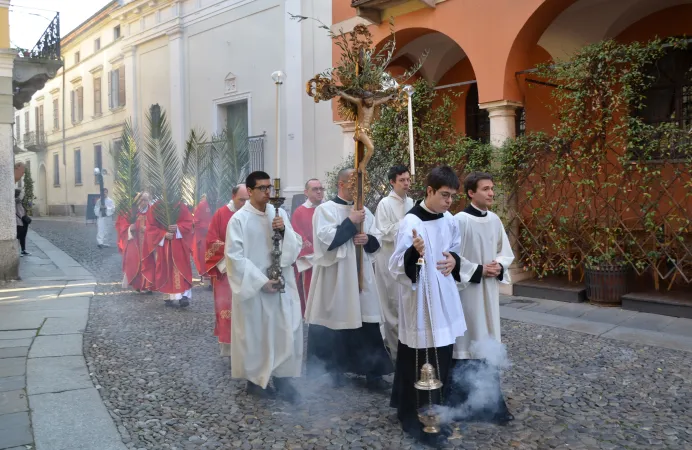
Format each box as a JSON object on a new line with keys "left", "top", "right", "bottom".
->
{"left": 374, "top": 165, "right": 414, "bottom": 362}
{"left": 305, "top": 168, "right": 393, "bottom": 391}
{"left": 205, "top": 184, "right": 249, "bottom": 357}
{"left": 225, "top": 172, "right": 303, "bottom": 402}
{"left": 290, "top": 178, "right": 324, "bottom": 315}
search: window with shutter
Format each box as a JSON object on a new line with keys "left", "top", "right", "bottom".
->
{"left": 24, "top": 111, "right": 29, "bottom": 134}
{"left": 118, "top": 67, "right": 126, "bottom": 106}
{"left": 34, "top": 107, "right": 39, "bottom": 134}
{"left": 94, "top": 77, "right": 102, "bottom": 115}
{"left": 38, "top": 105, "right": 44, "bottom": 142}
{"left": 53, "top": 153, "right": 60, "bottom": 186}
{"left": 108, "top": 71, "right": 113, "bottom": 109}
{"left": 70, "top": 90, "right": 75, "bottom": 124}
{"left": 15, "top": 116, "right": 19, "bottom": 137}
{"left": 77, "top": 87, "right": 84, "bottom": 122}
{"left": 75, "top": 149, "right": 82, "bottom": 185}
{"left": 53, "top": 98, "right": 59, "bottom": 130}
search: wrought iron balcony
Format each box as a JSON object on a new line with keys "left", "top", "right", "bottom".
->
{"left": 351, "top": 0, "right": 436, "bottom": 23}
{"left": 13, "top": 13, "right": 64, "bottom": 109}
{"left": 23, "top": 131, "right": 48, "bottom": 152}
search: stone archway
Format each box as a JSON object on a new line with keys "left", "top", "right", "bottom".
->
{"left": 38, "top": 163, "right": 47, "bottom": 216}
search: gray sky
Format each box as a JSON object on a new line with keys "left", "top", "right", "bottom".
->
{"left": 10, "top": 0, "right": 111, "bottom": 50}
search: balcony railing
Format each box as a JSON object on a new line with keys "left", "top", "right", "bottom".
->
{"left": 23, "top": 131, "right": 48, "bottom": 152}
{"left": 16, "top": 13, "right": 61, "bottom": 61}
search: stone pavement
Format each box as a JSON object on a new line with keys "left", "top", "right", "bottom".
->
{"left": 0, "top": 232, "right": 126, "bottom": 450}
{"left": 500, "top": 296, "right": 692, "bottom": 354}
{"left": 17, "top": 219, "right": 692, "bottom": 449}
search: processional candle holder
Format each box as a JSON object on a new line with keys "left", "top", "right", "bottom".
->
{"left": 414, "top": 255, "right": 444, "bottom": 434}
{"left": 267, "top": 177, "right": 286, "bottom": 293}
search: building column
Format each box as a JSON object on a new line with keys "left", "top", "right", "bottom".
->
{"left": 168, "top": 27, "right": 186, "bottom": 155}
{"left": 282, "top": 0, "right": 304, "bottom": 200}
{"left": 0, "top": 46, "right": 19, "bottom": 280}
{"left": 478, "top": 100, "right": 527, "bottom": 294}
{"left": 123, "top": 44, "right": 138, "bottom": 130}
{"left": 338, "top": 121, "right": 356, "bottom": 159}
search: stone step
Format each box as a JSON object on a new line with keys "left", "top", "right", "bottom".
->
{"left": 622, "top": 290, "right": 692, "bottom": 319}
{"left": 513, "top": 277, "right": 586, "bottom": 303}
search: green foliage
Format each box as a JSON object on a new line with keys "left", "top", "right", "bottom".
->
{"left": 327, "top": 79, "right": 494, "bottom": 211}
{"left": 111, "top": 120, "right": 141, "bottom": 223}
{"left": 141, "top": 107, "right": 182, "bottom": 227}
{"left": 205, "top": 123, "right": 250, "bottom": 211}
{"left": 182, "top": 128, "right": 208, "bottom": 209}
{"left": 21, "top": 165, "right": 35, "bottom": 215}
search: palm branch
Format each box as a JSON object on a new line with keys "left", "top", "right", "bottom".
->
{"left": 182, "top": 128, "right": 208, "bottom": 208}
{"left": 111, "top": 119, "right": 141, "bottom": 223}
{"left": 141, "top": 106, "right": 182, "bottom": 227}
{"left": 218, "top": 122, "right": 250, "bottom": 202}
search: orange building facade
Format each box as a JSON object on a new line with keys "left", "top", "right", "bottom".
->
{"left": 332, "top": 0, "right": 692, "bottom": 147}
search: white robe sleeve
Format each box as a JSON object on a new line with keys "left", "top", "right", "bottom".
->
{"left": 388, "top": 215, "right": 416, "bottom": 287}
{"left": 494, "top": 216, "right": 515, "bottom": 284}
{"left": 226, "top": 214, "right": 270, "bottom": 302}
{"left": 375, "top": 199, "right": 398, "bottom": 244}
{"left": 312, "top": 205, "right": 349, "bottom": 266}
{"left": 275, "top": 208, "right": 302, "bottom": 268}
{"left": 106, "top": 198, "right": 115, "bottom": 217}
{"left": 455, "top": 213, "right": 480, "bottom": 288}
{"left": 364, "top": 208, "right": 381, "bottom": 257}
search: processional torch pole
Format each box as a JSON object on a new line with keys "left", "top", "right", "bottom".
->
{"left": 403, "top": 85, "right": 416, "bottom": 183}
{"left": 268, "top": 70, "right": 287, "bottom": 293}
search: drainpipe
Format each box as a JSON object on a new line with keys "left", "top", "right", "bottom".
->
{"left": 62, "top": 56, "right": 68, "bottom": 216}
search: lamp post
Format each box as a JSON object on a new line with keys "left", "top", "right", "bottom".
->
{"left": 267, "top": 70, "right": 287, "bottom": 293}
{"left": 402, "top": 85, "right": 416, "bottom": 180}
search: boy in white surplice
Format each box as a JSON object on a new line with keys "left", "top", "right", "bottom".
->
{"left": 389, "top": 166, "right": 467, "bottom": 446}
{"left": 449, "top": 171, "right": 515, "bottom": 425}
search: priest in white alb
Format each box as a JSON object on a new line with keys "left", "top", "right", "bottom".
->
{"left": 225, "top": 171, "right": 303, "bottom": 403}
{"left": 389, "top": 166, "right": 467, "bottom": 446}
{"left": 449, "top": 171, "right": 515, "bottom": 425}
{"left": 305, "top": 168, "right": 393, "bottom": 391}
{"left": 374, "top": 164, "right": 414, "bottom": 361}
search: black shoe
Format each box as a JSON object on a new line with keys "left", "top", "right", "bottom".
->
{"left": 331, "top": 373, "right": 347, "bottom": 388}
{"left": 144, "top": 290, "right": 153, "bottom": 295}
{"left": 21, "top": 251, "right": 31, "bottom": 256}
{"left": 164, "top": 300, "right": 175, "bottom": 307}
{"left": 365, "top": 376, "right": 390, "bottom": 392}
{"left": 493, "top": 412, "right": 514, "bottom": 426}
{"left": 97, "top": 244, "right": 103, "bottom": 249}
{"left": 246, "top": 381, "right": 275, "bottom": 399}
{"left": 273, "top": 378, "right": 299, "bottom": 404}
{"left": 179, "top": 297, "right": 190, "bottom": 308}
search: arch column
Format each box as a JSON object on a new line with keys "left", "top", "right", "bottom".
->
{"left": 479, "top": 100, "right": 523, "bottom": 147}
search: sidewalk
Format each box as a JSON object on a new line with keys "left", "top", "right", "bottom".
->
{"left": 501, "top": 295, "right": 692, "bottom": 353}
{"left": 0, "top": 233, "right": 125, "bottom": 450}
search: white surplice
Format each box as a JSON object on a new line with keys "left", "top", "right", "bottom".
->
{"left": 453, "top": 208, "right": 514, "bottom": 359}
{"left": 374, "top": 191, "right": 414, "bottom": 358}
{"left": 305, "top": 200, "right": 382, "bottom": 329}
{"left": 225, "top": 202, "right": 303, "bottom": 388}
{"left": 389, "top": 206, "right": 467, "bottom": 349}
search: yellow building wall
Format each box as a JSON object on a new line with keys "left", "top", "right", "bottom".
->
{"left": 0, "top": 7, "right": 9, "bottom": 48}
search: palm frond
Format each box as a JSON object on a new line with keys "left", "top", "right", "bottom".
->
{"left": 142, "top": 107, "right": 182, "bottom": 227}
{"left": 182, "top": 128, "right": 208, "bottom": 208}
{"left": 111, "top": 119, "right": 141, "bottom": 222}
{"left": 213, "top": 122, "right": 250, "bottom": 205}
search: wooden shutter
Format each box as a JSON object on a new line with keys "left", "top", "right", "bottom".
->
{"left": 53, "top": 99, "right": 59, "bottom": 129}
{"left": 24, "top": 111, "right": 29, "bottom": 134}
{"left": 39, "top": 104, "right": 44, "bottom": 136}
{"left": 118, "top": 68, "right": 126, "bottom": 107}
{"left": 77, "top": 87, "right": 84, "bottom": 122}
{"left": 94, "top": 77, "right": 101, "bottom": 115}
{"left": 70, "top": 90, "right": 75, "bottom": 124}
{"left": 108, "top": 71, "right": 113, "bottom": 109}
{"left": 34, "top": 107, "right": 39, "bottom": 137}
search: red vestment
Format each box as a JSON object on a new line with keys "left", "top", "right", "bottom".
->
{"left": 116, "top": 210, "right": 155, "bottom": 291}
{"left": 205, "top": 204, "right": 236, "bottom": 351}
{"left": 192, "top": 199, "right": 212, "bottom": 278}
{"left": 143, "top": 202, "right": 194, "bottom": 294}
{"left": 291, "top": 203, "right": 317, "bottom": 316}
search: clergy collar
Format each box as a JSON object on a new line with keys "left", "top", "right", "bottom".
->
{"left": 407, "top": 200, "right": 444, "bottom": 222}
{"left": 464, "top": 202, "right": 488, "bottom": 217}
{"left": 303, "top": 199, "right": 320, "bottom": 209}
{"left": 227, "top": 202, "right": 237, "bottom": 213}
{"left": 333, "top": 196, "right": 354, "bottom": 206}
{"left": 388, "top": 190, "right": 408, "bottom": 203}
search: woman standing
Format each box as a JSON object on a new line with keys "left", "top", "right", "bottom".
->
{"left": 15, "top": 162, "right": 30, "bottom": 257}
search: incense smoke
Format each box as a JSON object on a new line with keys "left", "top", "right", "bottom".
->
{"left": 433, "top": 337, "right": 511, "bottom": 425}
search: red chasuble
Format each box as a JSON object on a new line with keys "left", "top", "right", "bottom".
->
{"left": 116, "top": 211, "right": 155, "bottom": 291}
{"left": 205, "top": 204, "right": 236, "bottom": 349}
{"left": 144, "top": 202, "right": 194, "bottom": 294}
{"left": 291, "top": 203, "right": 317, "bottom": 315}
{"left": 192, "top": 199, "right": 212, "bottom": 278}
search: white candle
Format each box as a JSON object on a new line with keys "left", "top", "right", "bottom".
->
{"left": 403, "top": 85, "right": 415, "bottom": 176}
{"left": 271, "top": 71, "right": 286, "bottom": 179}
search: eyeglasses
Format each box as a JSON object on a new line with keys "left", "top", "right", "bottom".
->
{"left": 310, "top": 187, "right": 326, "bottom": 192}
{"left": 251, "top": 185, "right": 273, "bottom": 193}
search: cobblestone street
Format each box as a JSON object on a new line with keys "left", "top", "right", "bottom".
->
{"left": 28, "top": 218, "right": 692, "bottom": 450}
